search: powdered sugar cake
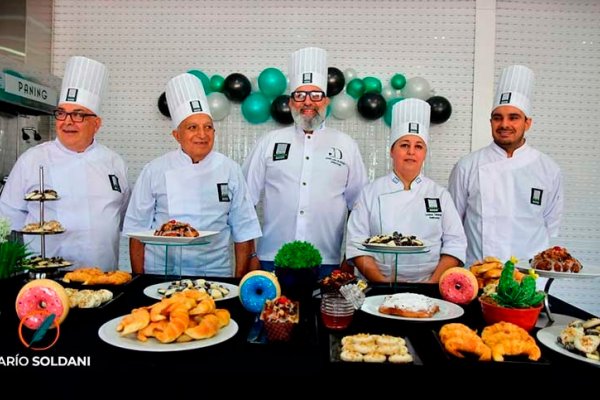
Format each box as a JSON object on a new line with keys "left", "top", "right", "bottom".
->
{"left": 378, "top": 293, "right": 440, "bottom": 318}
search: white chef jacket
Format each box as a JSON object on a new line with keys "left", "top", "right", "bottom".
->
{"left": 346, "top": 172, "right": 467, "bottom": 282}
{"left": 0, "top": 139, "right": 130, "bottom": 271}
{"left": 448, "top": 141, "right": 563, "bottom": 267}
{"left": 242, "top": 124, "right": 368, "bottom": 264}
{"left": 123, "top": 149, "right": 261, "bottom": 277}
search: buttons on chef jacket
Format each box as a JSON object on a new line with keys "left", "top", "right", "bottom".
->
{"left": 302, "top": 182, "right": 306, "bottom": 186}
{"left": 305, "top": 156, "right": 309, "bottom": 160}
{"left": 306, "top": 135, "right": 312, "bottom": 139}
{"left": 300, "top": 210, "right": 304, "bottom": 215}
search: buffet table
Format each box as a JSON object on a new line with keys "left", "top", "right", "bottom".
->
{"left": 0, "top": 274, "right": 596, "bottom": 389}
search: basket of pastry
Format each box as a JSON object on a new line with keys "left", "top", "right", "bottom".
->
{"left": 63, "top": 267, "right": 132, "bottom": 286}
{"left": 260, "top": 296, "right": 299, "bottom": 342}
{"left": 154, "top": 220, "right": 199, "bottom": 237}
{"left": 437, "top": 322, "right": 541, "bottom": 362}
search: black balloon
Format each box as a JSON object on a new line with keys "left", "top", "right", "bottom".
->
{"left": 223, "top": 73, "right": 251, "bottom": 102}
{"left": 327, "top": 67, "right": 345, "bottom": 97}
{"left": 157, "top": 92, "right": 170, "bottom": 118}
{"left": 270, "top": 95, "right": 293, "bottom": 125}
{"left": 357, "top": 93, "right": 386, "bottom": 120}
{"left": 427, "top": 95, "right": 452, "bottom": 124}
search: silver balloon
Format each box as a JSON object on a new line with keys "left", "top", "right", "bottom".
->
{"left": 401, "top": 77, "right": 433, "bottom": 100}
{"left": 207, "top": 92, "right": 231, "bottom": 121}
{"left": 343, "top": 68, "right": 358, "bottom": 83}
{"left": 381, "top": 84, "right": 401, "bottom": 101}
{"left": 330, "top": 93, "right": 356, "bottom": 120}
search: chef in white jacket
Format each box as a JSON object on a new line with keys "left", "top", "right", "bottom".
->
{"left": 346, "top": 98, "right": 467, "bottom": 283}
{"left": 124, "top": 73, "right": 261, "bottom": 277}
{"left": 448, "top": 65, "right": 563, "bottom": 267}
{"left": 243, "top": 47, "right": 368, "bottom": 279}
{"left": 0, "top": 56, "right": 130, "bottom": 271}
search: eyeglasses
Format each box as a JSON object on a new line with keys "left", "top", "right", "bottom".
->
{"left": 53, "top": 110, "right": 97, "bottom": 122}
{"left": 291, "top": 90, "right": 326, "bottom": 102}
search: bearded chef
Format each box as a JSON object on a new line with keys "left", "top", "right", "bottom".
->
{"left": 0, "top": 56, "right": 130, "bottom": 271}
{"left": 346, "top": 98, "right": 467, "bottom": 283}
{"left": 448, "top": 65, "right": 563, "bottom": 267}
{"left": 123, "top": 73, "right": 261, "bottom": 277}
{"left": 243, "top": 47, "right": 368, "bottom": 279}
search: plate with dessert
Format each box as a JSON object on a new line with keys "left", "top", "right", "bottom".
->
{"left": 361, "top": 293, "right": 464, "bottom": 322}
{"left": 144, "top": 279, "right": 238, "bottom": 301}
{"left": 537, "top": 320, "right": 600, "bottom": 367}
{"left": 127, "top": 220, "right": 218, "bottom": 245}
{"left": 357, "top": 232, "right": 429, "bottom": 253}
{"left": 515, "top": 246, "right": 600, "bottom": 279}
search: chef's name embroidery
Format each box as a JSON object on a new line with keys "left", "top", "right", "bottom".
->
{"left": 272, "top": 143, "right": 290, "bottom": 161}
{"left": 108, "top": 175, "right": 121, "bottom": 192}
{"left": 530, "top": 188, "right": 543, "bottom": 206}
{"left": 217, "top": 183, "right": 230, "bottom": 202}
{"left": 424, "top": 198, "right": 442, "bottom": 219}
{"left": 326, "top": 147, "right": 346, "bottom": 167}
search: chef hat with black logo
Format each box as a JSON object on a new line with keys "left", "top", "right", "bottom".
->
{"left": 165, "top": 72, "right": 212, "bottom": 129}
{"left": 59, "top": 56, "right": 108, "bottom": 116}
{"left": 493, "top": 65, "right": 535, "bottom": 117}
{"left": 390, "top": 98, "right": 431, "bottom": 147}
{"left": 289, "top": 47, "right": 328, "bottom": 92}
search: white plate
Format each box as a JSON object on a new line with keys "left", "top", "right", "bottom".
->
{"left": 537, "top": 325, "right": 600, "bottom": 367}
{"left": 515, "top": 261, "right": 600, "bottom": 279}
{"left": 98, "top": 316, "right": 238, "bottom": 352}
{"left": 356, "top": 241, "right": 430, "bottom": 254}
{"left": 143, "top": 281, "right": 239, "bottom": 301}
{"left": 361, "top": 294, "right": 464, "bottom": 322}
{"left": 126, "top": 230, "right": 218, "bottom": 245}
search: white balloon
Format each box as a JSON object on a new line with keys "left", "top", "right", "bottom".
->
{"left": 207, "top": 92, "right": 231, "bottom": 121}
{"left": 343, "top": 68, "right": 357, "bottom": 82}
{"left": 381, "top": 84, "right": 397, "bottom": 101}
{"left": 330, "top": 93, "right": 356, "bottom": 120}
{"left": 250, "top": 76, "right": 260, "bottom": 93}
{"left": 401, "top": 77, "right": 433, "bottom": 100}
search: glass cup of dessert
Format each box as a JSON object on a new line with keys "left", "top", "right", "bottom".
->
{"left": 320, "top": 292, "right": 355, "bottom": 330}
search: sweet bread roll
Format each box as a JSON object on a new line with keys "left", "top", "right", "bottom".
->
{"left": 378, "top": 293, "right": 440, "bottom": 318}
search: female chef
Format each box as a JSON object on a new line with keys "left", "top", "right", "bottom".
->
{"left": 345, "top": 98, "right": 467, "bottom": 283}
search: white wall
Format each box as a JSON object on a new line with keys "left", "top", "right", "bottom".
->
{"left": 51, "top": 0, "right": 599, "bottom": 315}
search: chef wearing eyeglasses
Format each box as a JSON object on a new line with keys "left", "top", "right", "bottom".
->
{"left": 0, "top": 56, "right": 130, "bottom": 271}
{"left": 243, "top": 47, "right": 368, "bottom": 278}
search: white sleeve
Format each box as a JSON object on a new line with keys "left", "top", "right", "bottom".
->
{"left": 122, "top": 165, "right": 156, "bottom": 233}
{"left": 0, "top": 157, "right": 29, "bottom": 230}
{"left": 439, "top": 189, "right": 467, "bottom": 264}
{"left": 448, "top": 161, "right": 467, "bottom": 221}
{"left": 344, "top": 143, "right": 368, "bottom": 209}
{"left": 227, "top": 163, "right": 262, "bottom": 243}
{"left": 241, "top": 137, "right": 267, "bottom": 206}
{"left": 544, "top": 167, "right": 563, "bottom": 238}
{"left": 345, "top": 187, "right": 372, "bottom": 260}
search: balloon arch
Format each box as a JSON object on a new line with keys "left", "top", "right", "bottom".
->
{"left": 157, "top": 67, "right": 452, "bottom": 126}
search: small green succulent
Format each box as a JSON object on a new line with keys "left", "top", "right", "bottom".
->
{"left": 274, "top": 241, "right": 322, "bottom": 269}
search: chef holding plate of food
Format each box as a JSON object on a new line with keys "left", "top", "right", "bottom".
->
{"left": 346, "top": 98, "right": 467, "bottom": 283}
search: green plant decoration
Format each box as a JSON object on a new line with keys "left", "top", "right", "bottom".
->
{"left": 0, "top": 217, "right": 32, "bottom": 279}
{"left": 274, "top": 240, "right": 322, "bottom": 270}
{"left": 490, "top": 256, "right": 545, "bottom": 308}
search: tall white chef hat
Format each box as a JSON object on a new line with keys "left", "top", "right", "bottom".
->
{"left": 493, "top": 65, "right": 535, "bottom": 117}
{"left": 59, "top": 56, "right": 108, "bottom": 116}
{"left": 289, "top": 47, "right": 328, "bottom": 92}
{"left": 390, "top": 98, "right": 431, "bottom": 147}
{"left": 165, "top": 72, "right": 212, "bottom": 129}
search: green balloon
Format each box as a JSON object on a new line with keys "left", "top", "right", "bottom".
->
{"left": 258, "top": 67, "right": 287, "bottom": 98}
{"left": 209, "top": 74, "right": 225, "bottom": 93}
{"left": 241, "top": 92, "right": 271, "bottom": 124}
{"left": 391, "top": 73, "right": 407, "bottom": 90}
{"left": 188, "top": 69, "right": 211, "bottom": 93}
{"left": 363, "top": 76, "right": 382, "bottom": 94}
{"left": 384, "top": 97, "right": 405, "bottom": 126}
{"left": 346, "top": 78, "right": 365, "bottom": 99}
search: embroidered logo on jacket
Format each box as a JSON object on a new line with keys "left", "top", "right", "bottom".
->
{"left": 217, "top": 183, "right": 230, "bottom": 202}
{"left": 530, "top": 188, "right": 543, "bottom": 206}
{"left": 272, "top": 143, "right": 291, "bottom": 161}
{"left": 424, "top": 198, "right": 442, "bottom": 219}
{"left": 108, "top": 175, "right": 121, "bottom": 192}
